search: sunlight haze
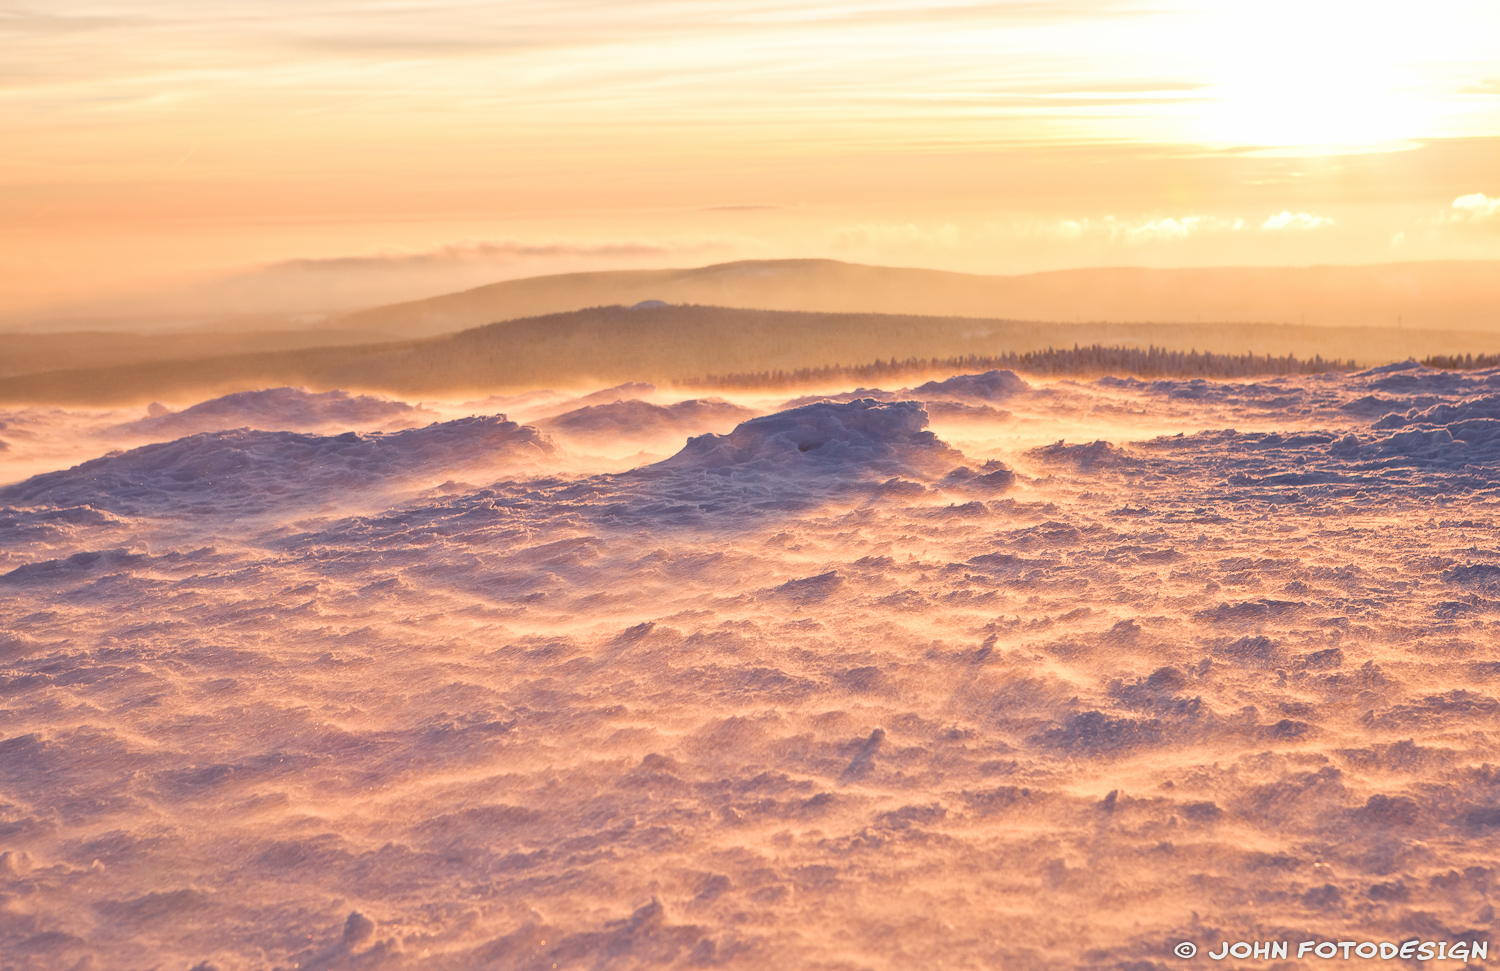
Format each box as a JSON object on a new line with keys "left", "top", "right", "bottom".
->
{"left": 3, "top": 0, "right": 1499, "bottom": 319}
{"left": 11, "top": 7, "right": 1500, "bottom": 969}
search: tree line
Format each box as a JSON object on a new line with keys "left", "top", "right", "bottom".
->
{"left": 681, "top": 344, "right": 1359, "bottom": 389}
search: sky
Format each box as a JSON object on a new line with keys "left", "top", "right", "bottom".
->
{"left": 3, "top": 0, "right": 1500, "bottom": 320}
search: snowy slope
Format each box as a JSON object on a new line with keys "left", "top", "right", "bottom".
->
{"left": 2, "top": 367, "right": 1499, "bottom": 969}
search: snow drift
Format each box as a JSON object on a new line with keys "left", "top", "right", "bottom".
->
{"left": 5, "top": 366, "right": 1500, "bottom": 971}
{"left": 912, "top": 368, "right": 1029, "bottom": 401}
{"left": 1, "top": 415, "right": 553, "bottom": 516}
{"left": 113, "top": 387, "right": 432, "bottom": 438}
{"left": 537, "top": 397, "right": 758, "bottom": 442}
{"left": 659, "top": 398, "right": 960, "bottom": 474}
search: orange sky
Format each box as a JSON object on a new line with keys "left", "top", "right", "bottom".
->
{"left": 4, "top": 1, "right": 1500, "bottom": 321}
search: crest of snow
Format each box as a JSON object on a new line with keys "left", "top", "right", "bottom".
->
{"left": 538, "top": 398, "right": 757, "bottom": 440}
{"left": 658, "top": 398, "right": 959, "bottom": 474}
{"left": 1, "top": 415, "right": 554, "bottom": 517}
{"left": 115, "top": 387, "right": 431, "bottom": 438}
{"left": 912, "top": 370, "right": 1029, "bottom": 401}
{"left": 521, "top": 383, "right": 659, "bottom": 421}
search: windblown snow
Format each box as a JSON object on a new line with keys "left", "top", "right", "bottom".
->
{"left": 3, "top": 364, "right": 1500, "bottom": 969}
{"left": 114, "top": 388, "right": 437, "bottom": 439}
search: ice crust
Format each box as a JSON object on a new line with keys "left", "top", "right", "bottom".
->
{"left": 4, "top": 366, "right": 1500, "bottom": 969}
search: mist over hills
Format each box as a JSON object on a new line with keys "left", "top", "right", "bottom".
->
{"left": 3, "top": 258, "right": 1498, "bottom": 405}
{"left": 10, "top": 257, "right": 1498, "bottom": 345}
{"left": 332, "top": 258, "right": 1500, "bottom": 340}
{"left": 3, "top": 303, "right": 1499, "bottom": 406}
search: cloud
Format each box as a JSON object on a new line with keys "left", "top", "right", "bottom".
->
{"left": 84, "top": 236, "right": 736, "bottom": 319}
{"left": 1417, "top": 192, "right": 1500, "bottom": 234}
{"left": 1261, "top": 211, "right": 1334, "bottom": 231}
{"left": 263, "top": 239, "right": 696, "bottom": 274}
{"left": 1043, "top": 214, "right": 1242, "bottom": 246}
{"left": 0, "top": 9, "right": 145, "bottom": 36}
{"left": 1119, "top": 216, "right": 1202, "bottom": 243}
{"left": 1451, "top": 193, "right": 1500, "bottom": 220}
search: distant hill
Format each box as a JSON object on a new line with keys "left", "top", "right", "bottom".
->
{"left": 330, "top": 258, "right": 1500, "bottom": 339}
{"left": 3, "top": 304, "right": 1497, "bottom": 406}
{"left": 6, "top": 259, "right": 1497, "bottom": 384}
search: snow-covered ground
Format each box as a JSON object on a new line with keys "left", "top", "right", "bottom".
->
{"left": 3, "top": 363, "right": 1499, "bottom": 969}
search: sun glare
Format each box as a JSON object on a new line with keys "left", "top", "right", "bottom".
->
{"left": 1189, "top": 0, "right": 1485, "bottom": 151}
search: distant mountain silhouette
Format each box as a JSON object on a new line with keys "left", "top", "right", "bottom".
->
{"left": 329, "top": 258, "right": 1500, "bottom": 339}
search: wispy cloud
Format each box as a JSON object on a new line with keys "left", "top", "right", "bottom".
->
{"left": 80, "top": 235, "right": 739, "bottom": 317}
{"left": 0, "top": 12, "right": 127, "bottom": 37}
{"left": 1261, "top": 211, "right": 1334, "bottom": 231}
{"left": 264, "top": 239, "right": 696, "bottom": 273}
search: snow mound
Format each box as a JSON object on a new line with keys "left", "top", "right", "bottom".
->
{"left": 781, "top": 388, "right": 899, "bottom": 408}
{"left": 658, "top": 399, "right": 958, "bottom": 474}
{"left": 1339, "top": 394, "right": 1441, "bottom": 418}
{"left": 923, "top": 401, "right": 1010, "bottom": 421}
{"left": 779, "top": 372, "right": 1023, "bottom": 415}
{"left": 936, "top": 462, "right": 1015, "bottom": 493}
{"left": 1028, "top": 440, "right": 1137, "bottom": 471}
{"left": 1355, "top": 359, "right": 1424, "bottom": 376}
{"left": 1444, "top": 563, "right": 1500, "bottom": 591}
{"left": 1152, "top": 379, "right": 1306, "bottom": 408}
{"left": 524, "top": 383, "right": 658, "bottom": 421}
{"left": 115, "top": 387, "right": 430, "bottom": 437}
{"left": 1365, "top": 366, "right": 1500, "bottom": 394}
{"left": 913, "top": 370, "right": 1029, "bottom": 401}
{"left": 537, "top": 398, "right": 757, "bottom": 440}
{"left": 1, "top": 416, "right": 553, "bottom": 516}
{"left": 3, "top": 547, "right": 171, "bottom": 585}
{"left": 1314, "top": 394, "right": 1500, "bottom": 473}
{"left": 0, "top": 504, "right": 130, "bottom": 549}
{"left": 1372, "top": 394, "right": 1500, "bottom": 429}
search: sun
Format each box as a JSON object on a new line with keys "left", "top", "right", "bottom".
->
{"left": 1189, "top": 0, "right": 1450, "bottom": 151}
